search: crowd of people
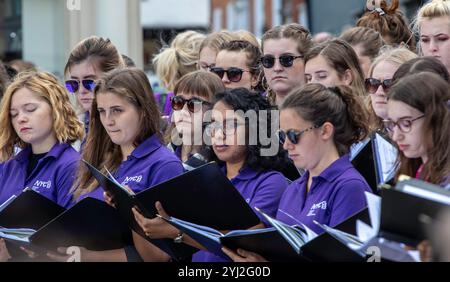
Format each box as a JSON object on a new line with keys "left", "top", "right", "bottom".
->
{"left": 0, "top": 0, "right": 449, "bottom": 262}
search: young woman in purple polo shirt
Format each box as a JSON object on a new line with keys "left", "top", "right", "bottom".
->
{"left": 45, "top": 68, "right": 184, "bottom": 262}
{"left": 385, "top": 72, "right": 450, "bottom": 188}
{"left": 224, "top": 83, "right": 372, "bottom": 262}
{"left": 130, "top": 87, "right": 291, "bottom": 262}
{"left": 0, "top": 72, "right": 84, "bottom": 209}
{"left": 0, "top": 72, "right": 84, "bottom": 262}
{"left": 166, "top": 70, "right": 225, "bottom": 163}
{"left": 64, "top": 36, "right": 125, "bottom": 149}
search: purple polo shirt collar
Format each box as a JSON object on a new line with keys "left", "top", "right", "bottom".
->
{"left": 130, "top": 134, "right": 162, "bottom": 159}
{"left": 15, "top": 142, "right": 70, "bottom": 164}
{"left": 308, "top": 154, "right": 354, "bottom": 186}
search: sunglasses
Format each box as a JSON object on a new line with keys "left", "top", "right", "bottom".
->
{"left": 261, "top": 54, "right": 304, "bottom": 68}
{"left": 210, "top": 67, "right": 249, "bottom": 83}
{"left": 65, "top": 79, "right": 96, "bottom": 93}
{"left": 277, "top": 125, "right": 320, "bottom": 145}
{"left": 171, "top": 96, "right": 211, "bottom": 113}
{"left": 365, "top": 78, "right": 393, "bottom": 94}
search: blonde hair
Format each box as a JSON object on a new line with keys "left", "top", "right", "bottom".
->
{"left": 0, "top": 72, "right": 85, "bottom": 162}
{"left": 367, "top": 46, "right": 418, "bottom": 130}
{"left": 153, "top": 31, "right": 206, "bottom": 92}
{"left": 233, "top": 30, "right": 260, "bottom": 48}
{"left": 414, "top": 0, "right": 450, "bottom": 53}
{"left": 199, "top": 30, "right": 237, "bottom": 54}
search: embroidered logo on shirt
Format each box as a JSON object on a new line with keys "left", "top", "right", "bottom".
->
{"left": 122, "top": 175, "right": 143, "bottom": 185}
{"left": 31, "top": 180, "right": 52, "bottom": 190}
{"left": 307, "top": 201, "right": 327, "bottom": 217}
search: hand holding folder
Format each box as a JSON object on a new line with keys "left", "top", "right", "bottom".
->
{"left": 83, "top": 161, "right": 260, "bottom": 260}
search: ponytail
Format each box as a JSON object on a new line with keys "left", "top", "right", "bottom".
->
{"left": 282, "top": 84, "right": 369, "bottom": 155}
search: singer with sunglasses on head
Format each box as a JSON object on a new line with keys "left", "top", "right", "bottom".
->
{"left": 166, "top": 71, "right": 225, "bottom": 166}
{"left": 365, "top": 46, "right": 417, "bottom": 131}
{"left": 64, "top": 36, "right": 125, "bottom": 151}
{"left": 385, "top": 72, "right": 450, "bottom": 188}
{"left": 224, "top": 84, "right": 372, "bottom": 262}
{"left": 130, "top": 88, "right": 291, "bottom": 262}
{"left": 261, "top": 24, "right": 313, "bottom": 107}
{"left": 210, "top": 40, "right": 262, "bottom": 91}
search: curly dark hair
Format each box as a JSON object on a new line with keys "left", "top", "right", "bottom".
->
{"left": 212, "top": 87, "right": 292, "bottom": 173}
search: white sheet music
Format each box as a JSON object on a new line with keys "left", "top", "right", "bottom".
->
{"left": 374, "top": 133, "right": 398, "bottom": 183}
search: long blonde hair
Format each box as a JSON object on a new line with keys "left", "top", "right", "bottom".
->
{"left": 0, "top": 72, "right": 85, "bottom": 162}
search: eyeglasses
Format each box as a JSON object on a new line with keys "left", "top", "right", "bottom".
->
{"left": 383, "top": 115, "right": 425, "bottom": 133}
{"left": 365, "top": 78, "right": 393, "bottom": 94}
{"left": 210, "top": 67, "right": 250, "bottom": 82}
{"left": 197, "top": 62, "right": 215, "bottom": 71}
{"left": 261, "top": 54, "right": 304, "bottom": 68}
{"left": 171, "top": 96, "right": 211, "bottom": 113}
{"left": 65, "top": 79, "right": 96, "bottom": 93}
{"left": 277, "top": 125, "right": 320, "bottom": 145}
{"left": 205, "top": 120, "right": 245, "bottom": 136}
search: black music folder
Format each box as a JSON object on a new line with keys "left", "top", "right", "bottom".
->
{"left": 350, "top": 132, "right": 398, "bottom": 194}
{"left": 84, "top": 161, "right": 260, "bottom": 260}
{"left": 379, "top": 178, "right": 450, "bottom": 246}
{"left": 0, "top": 188, "right": 65, "bottom": 230}
{"left": 2, "top": 197, "right": 132, "bottom": 253}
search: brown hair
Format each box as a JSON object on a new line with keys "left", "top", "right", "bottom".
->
{"left": 218, "top": 40, "right": 262, "bottom": 79}
{"left": 281, "top": 83, "right": 370, "bottom": 156}
{"left": 340, "top": 27, "right": 385, "bottom": 60}
{"left": 261, "top": 23, "right": 313, "bottom": 104}
{"left": 357, "top": 0, "right": 416, "bottom": 50}
{"left": 0, "top": 72, "right": 85, "bottom": 162}
{"left": 388, "top": 72, "right": 450, "bottom": 185}
{"left": 71, "top": 68, "right": 161, "bottom": 200}
{"left": 64, "top": 36, "right": 124, "bottom": 77}
{"left": 165, "top": 70, "right": 225, "bottom": 145}
{"left": 304, "top": 39, "right": 366, "bottom": 97}
{"left": 393, "top": 56, "right": 450, "bottom": 83}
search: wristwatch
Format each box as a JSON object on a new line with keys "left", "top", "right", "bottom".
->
{"left": 174, "top": 232, "right": 184, "bottom": 243}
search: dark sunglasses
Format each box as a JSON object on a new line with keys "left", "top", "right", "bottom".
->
{"left": 261, "top": 54, "right": 304, "bottom": 68}
{"left": 171, "top": 96, "right": 211, "bottom": 113}
{"left": 365, "top": 78, "right": 393, "bottom": 94}
{"left": 210, "top": 67, "right": 249, "bottom": 83}
{"left": 65, "top": 79, "right": 96, "bottom": 93}
{"left": 278, "top": 125, "right": 320, "bottom": 145}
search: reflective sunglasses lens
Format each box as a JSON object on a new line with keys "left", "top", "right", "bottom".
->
{"left": 279, "top": 55, "right": 294, "bottom": 67}
{"left": 65, "top": 80, "right": 79, "bottom": 93}
{"left": 82, "top": 80, "right": 96, "bottom": 91}
{"left": 227, "top": 69, "right": 243, "bottom": 82}
{"left": 261, "top": 56, "right": 275, "bottom": 68}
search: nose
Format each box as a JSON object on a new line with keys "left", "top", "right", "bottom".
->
{"left": 273, "top": 59, "right": 284, "bottom": 72}
{"left": 391, "top": 126, "right": 403, "bottom": 143}
{"left": 374, "top": 84, "right": 386, "bottom": 97}
{"left": 221, "top": 73, "right": 230, "bottom": 84}
{"left": 17, "top": 112, "right": 28, "bottom": 124}
{"left": 429, "top": 39, "right": 439, "bottom": 54}
{"left": 282, "top": 138, "right": 294, "bottom": 151}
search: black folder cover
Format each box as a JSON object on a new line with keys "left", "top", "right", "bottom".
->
{"left": 0, "top": 189, "right": 65, "bottom": 230}
{"left": 84, "top": 161, "right": 260, "bottom": 260}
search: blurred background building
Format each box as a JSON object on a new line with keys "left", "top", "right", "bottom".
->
{"left": 0, "top": 0, "right": 423, "bottom": 78}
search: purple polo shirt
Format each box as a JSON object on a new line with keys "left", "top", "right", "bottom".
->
{"left": 192, "top": 166, "right": 289, "bottom": 262}
{"left": 78, "top": 134, "right": 184, "bottom": 202}
{"left": 276, "top": 154, "right": 371, "bottom": 235}
{"left": 0, "top": 143, "right": 80, "bottom": 209}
